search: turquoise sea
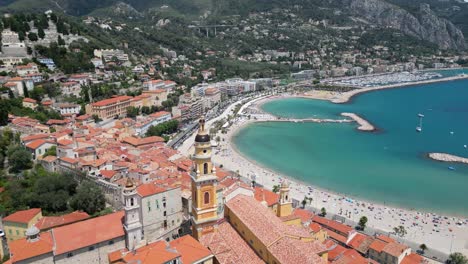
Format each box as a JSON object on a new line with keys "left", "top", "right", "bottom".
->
{"left": 233, "top": 77, "right": 468, "bottom": 216}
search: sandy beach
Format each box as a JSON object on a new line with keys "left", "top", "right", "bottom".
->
{"left": 178, "top": 94, "right": 468, "bottom": 256}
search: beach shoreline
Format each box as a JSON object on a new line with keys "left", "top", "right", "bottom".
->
{"left": 206, "top": 95, "right": 468, "bottom": 256}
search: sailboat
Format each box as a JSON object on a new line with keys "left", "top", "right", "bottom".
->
{"left": 416, "top": 114, "right": 424, "bottom": 132}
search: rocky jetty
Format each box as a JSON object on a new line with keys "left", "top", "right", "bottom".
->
{"left": 428, "top": 153, "right": 468, "bottom": 164}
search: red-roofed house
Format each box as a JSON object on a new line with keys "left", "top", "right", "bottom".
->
{"left": 3, "top": 208, "right": 42, "bottom": 241}
{"left": 108, "top": 235, "right": 213, "bottom": 264}
{"left": 313, "top": 216, "right": 357, "bottom": 244}
{"left": 52, "top": 211, "right": 125, "bottom": 262}
{"left": 25, "top": 139, "right": 56, "bottom": 160}
{"left": 7, "top": 211, "right": 126, "bottom": 263}
{"left": 253, "top": 186, "right": 279, "bottom": 212}
{"left": 369, "top": 235, "right": 411, "bottom": 264}
{"left": 7, "top": 230, "right": 54, "bottom": 263}
{"left": 22, "top": 98, "right": 38, "bottom": 109}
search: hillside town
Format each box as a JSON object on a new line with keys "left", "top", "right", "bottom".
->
{"left": 0, "top": 9, "right": 466, "bottom": 264}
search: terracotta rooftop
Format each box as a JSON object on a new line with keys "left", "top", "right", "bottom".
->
{"left": 253, "top": 187, "right": 279, "bottom": 207}
{"left": 22, "top": 133, "right": 49, "bottom": 142}
{"left": 149, "top": 111, "right": 171, "bottom": 118}
{"left": 293, "top": 208, "right": 315, "bottom": 223}
{"left": 23, "top": 98, "right": 37, "bottom": 103}
{"left": 92, "top": 96, "right": 133, "bottom": 107}
{"left": 3, "top": 208, "right": 41, "bottom": 224}
{"left": 169, "top": 235, "right": 213, "bottom": 264}
{"left": 100, "top": 170, "right": 117, "bottom": 179}
{"left": 53, "top": 211, "right": 124, "bottom": 255}
{"left": 348, "top": 233, "right": 374, "bottom": 254}
{"left": 333, "top": 249, "right": 370, "bottom": 264}
{"left": 226, "top": 195, "right": 326, "bottom": 264}
{"left": 117, "top": 240, "right": 179, "bottom": 264}
{"left": 122, "top": 136, "right": 165, "bottom": 147}
{"left": 309, "top": 222, "right": 322, "bottom": 233}
{"left": 136, "top": 182, "right": 168, "bottom": 197}
{"left": 312, "top": 216, "right": 354, "bottom": 236}
{"left": 8, "top": 231, "right": 53, "bottom": 263}
{"left": 401, "top": 253, "right": 424, "bottom": 264}
{"left": 35, "top": 211, "right": 90, "bottom": 231}
{"left": 199, "top": 221, "right": 263, "bottom": 264}
{"left": 25, "top": 139, "right": 48, "bottom": 150}
{"left": 383, "top": 242, "right": 410, "bottom": 257}
{"left": 369, "top": 239, "right": 387, "bottom": 253}
{"left": 327, "top": 241, "right": 347, "bottom": 261}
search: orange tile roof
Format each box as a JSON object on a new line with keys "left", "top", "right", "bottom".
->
{"left": 41, "top": 156, "right": 58, "bottom": 162}
{"left": 253, "top": 187, "right": 279, "bottom": 207}
{"left": 3, "top": 208, "right": 41, "bottom": 224}
{"left": 226, "top": 195, "right": 326, "bottom": 264}
{"left": 199, "top": 221, "right": 264, "bottom": 264}
{"left": 8, "top": 231, "right": 53, "bottom": 262}
{"left": 53, "top": 211, "right": 124, "bottom": 255}
{"left": 348, "top": 233, "right": 374, "bottom": 254}
{"left": 136, "top": 182, "right": 168, "bottom": 197}
{"left": 293, "top": 208, "right": 315, "bottom": 223}
{"left": 122, "top": 136, "right": 165, "bottom": 147}
{"left": 383, "top": 242, "right": 410, "bottom": 257}
{"left": 401, "top": 253, "right": 424, "bottom": 264}
{"left": 100, "top": 170, "right": 117, "bottom": 179}
{"left": 312, "top": 216, "right": 354, "bottom": 236}
{"left": 169, "top": 235, "right": 212, "bottom": 264}
{"left": 326, "top": 229, "right": 348, "bottom": 244}
{"left": 333, "top": 249, "right": 370, "bottom": 264}
{"left": 25, "top": 139, "right": 47, "bottom": 150}
{"left": 92, "top": 96, "right": 133, "bottom": 107}
{"left": 22, "top": 134, "right": 49, "bottom": 142}
{"left": 149, "top": 111, "right": 171, "bottom": 118}
{"left": 118, "top": 240, "right": 180, "bottom": 264}
{"left": 23, "top": 98, "right": 37, "bottom": 103}
{"left": 35, "top": 211, "right": 90, "bottom": 230}
{"left": 59, "top": 157, "right": 78, "bottom": 164}
{"left": 309, "top": 222, "right": 322, "bottom": 233}
{"left": 369, "top": 239, "right": 387, "bottom": 253}
{"left": 376, "top": 234, "right": 396, "bottom": 243}
{"left": 327, "top": 241, "right": 347, "bottom": 261}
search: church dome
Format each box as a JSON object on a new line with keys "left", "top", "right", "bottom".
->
{"left": 195, "top": 134, "right": 210, "bottom": 143}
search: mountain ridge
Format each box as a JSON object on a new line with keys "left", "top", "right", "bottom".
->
{"left": 0, "top": 0, "right": 466, "bottom": 50}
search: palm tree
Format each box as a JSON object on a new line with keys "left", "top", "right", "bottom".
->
{"left": 301, "top": 197, "right": 307, "bottom": 208}
{"left": 320, "top": 207, "right": 326, "bottom": 217}
{"left": 419, "top": 244, "right": 428, "bottom": 254}
{"left": 272, "top": 185, "right": 280, "bottom": 193}
{"left": 358, "top": 216, "right": 368, "bottom": 231}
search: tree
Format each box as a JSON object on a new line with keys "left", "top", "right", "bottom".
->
{"left": 8, "top": 146, "right": 32, "bottom": 173}
{"left": 126, "top": 106, "right": 139, "bottom": 118}
{"left": 301, "top": 197, "right": 307, "bottom": 208}
{"left": 27, "top": 32, "right": 38, "bottom": 41}
{"left": 419, "top": 244, "right": 428, "bottom": 254}
{"left": 43, "top": 146, "right": 56, "bottom": 157}
{"left": 146, "top": 120, "right": 179, "bottom": 137}
{"left": 320, "top": 207, "right": 326, "bottom": 217}
{"left": 70, "top": 181, "right": 106, "bottom": 215}
{"left": 358, "top": 216, "right": 368, "bottom": 231}
{"left": 92, "top": 114, "right": 101, "bottom": 123}
{"left": 57, "top": 35, "right": 65, "bottom": 46}
{"left": 272, "top": 185, "right": 280, "bottom": 193}
{"left": 447, "top": 253, "right": 468, "bottom": 264}
{"left": 393, "top": 225, "right": 407, "bottom": 237}
{"left": 38, "top": 28, "right": 45, "bottom": 39}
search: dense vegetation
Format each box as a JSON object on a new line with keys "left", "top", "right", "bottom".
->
{"left": 146, "top": 119, "right": 179, "bottom": 138}
{"left": 0, "top": 98, "right": 62, "bottom": 125}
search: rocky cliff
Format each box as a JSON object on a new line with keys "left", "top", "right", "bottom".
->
{"left": 335, "top": 0, "right": 466, "bottom": 50}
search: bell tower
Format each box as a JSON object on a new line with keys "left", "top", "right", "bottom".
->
{"left": 191, "top": 116, "right": 219, "bottom": 239}
{"left": 123, "top": 178, "right": 143, "bottom": 250}
{"left": 277, "top": 180, "right": 292, "bottom": 217}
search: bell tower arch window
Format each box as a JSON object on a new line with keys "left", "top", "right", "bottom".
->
{"left": 204, "top": 192, "right": 210, "bottom": 204}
